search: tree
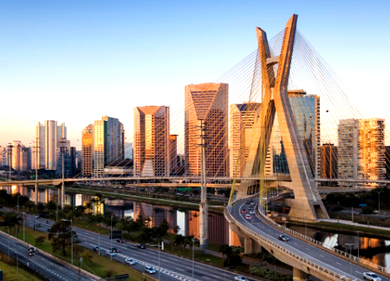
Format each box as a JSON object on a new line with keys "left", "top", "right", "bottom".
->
{"left": 48, "top": 220, "right": 75, "bottom": 256}
{"left": 218, "top": 244, "right": 230, "bottom": 260}
{"left": 81, "top": 252, "right": 93, "bottom": 265}
{"left": 35, "top": 235, "right": 46, "bottom": 246}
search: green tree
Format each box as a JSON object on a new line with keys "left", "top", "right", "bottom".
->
{"left": 35, "top": 235, "right": 46, "bottom": 246}
{"left": 48, "top": 220, "right": 76, "bottom": 256}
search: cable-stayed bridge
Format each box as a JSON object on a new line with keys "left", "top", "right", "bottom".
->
{"left": 3, "top": 13, "right": 390, "bottom": 281}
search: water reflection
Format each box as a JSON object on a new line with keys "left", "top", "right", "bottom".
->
{"left": 290, "top": 225, "right": 390, "bottom": 270}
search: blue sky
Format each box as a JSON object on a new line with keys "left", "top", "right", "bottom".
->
{"left": 1, "top": 0, "right": 389, "bottom": 149}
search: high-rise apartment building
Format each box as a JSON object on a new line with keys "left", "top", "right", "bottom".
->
{"left": 185, "top": 83, "right": 228, "bottom": 177}
{"left": 229, "top": 103, "right": 261, "bottom": 177}
{"left": 337, "top": 118, "right": 385, "bottom": 188}
{"left": 33, "top": 121, "right": 67, "bottom": 170}
{"left": 82, "top": 124, "right": 93, "bottom": 176}
{"left": 320, "top": 143, "right": 338, "bottom": 185}
{"left": 134, "top": 106, "right": 170, "bottom": 177}
{"left": 93, "top": 116, "right": 125, "bottom": 177}
{"left": 358, "top": 118, "right": 386, "bottom": 187}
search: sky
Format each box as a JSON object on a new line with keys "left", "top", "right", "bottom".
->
{"left": 1, "top": 0, "right": 390, "bottom": 150}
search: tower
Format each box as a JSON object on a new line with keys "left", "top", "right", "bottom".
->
{"left": 133, "top": 106, "right": 170, "bottom": 177}
{"left": 231, "top": 15, "right": 328, "bottom": 221}
{"left": 184, "top": 83, "right": 229, "bottom": 177}
{"left": 82, "top": 124, "right": 93, "bottom": 176}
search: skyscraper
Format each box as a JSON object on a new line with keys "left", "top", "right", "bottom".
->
{"left": 134, "top": 106, "right": 170, "bottom": 177}
{"left": 34, "top": 121, "right": 67, "bottom": 170}
{"left": 82, "top": 124, "right": 93, "bottom": 176}
{"left": 93, "top": 116, "right": 125, "bottom": 177}
{"left": 320, "top": 143, "right": 338, "bottom": 185}
{"left": 229, "top": 103, "right": 261, "bottom": 177}
{"left": 170, "top": 134, "right": 178, "bottom": 175}
{"left": 265, "top": 90, "right": 320, "bottom": 179}
{"left": 185, "top": 83, "right": 228, "bottom": 177}
{"left": 337, "top": 118, "right": 385, "bottom": 188}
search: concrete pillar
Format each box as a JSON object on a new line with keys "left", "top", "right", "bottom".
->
{"left": 293, "top": 268, "right": 307, "bottom": 281}
{"left": 244, "top": 238, "right": 253, "bottom": 254}
{"left": 253, "top": 242, "right": 262, "bottom": 253}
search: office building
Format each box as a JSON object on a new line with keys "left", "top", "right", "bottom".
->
{"left": 320, "top": 143, "right": 338, "bottom": 186}
{"left": 229, "top": 103, "right": 261, "bottom": 177}
{"left": 134, "top": 106, "right": 170, "bottom": 177}
{"left": 170, "top": 134, "right": 178, "bottom": 175}
{"left": 93, "top": 116, "right": 125, "bottom": 177}
{"left": 82, "top": 124, "right": 93, "bottom": 176}
{"left": 185, "top": 83, "right": 228, "bottom": 177}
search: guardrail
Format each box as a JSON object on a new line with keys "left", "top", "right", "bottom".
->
{"left": 252, "top": 195, "right": 390, "bottom": 276}
{"left": 225, "top": 206, "right": 353, "bottom": 281}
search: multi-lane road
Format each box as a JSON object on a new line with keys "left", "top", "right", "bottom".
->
{"left": 0, "top": 229, "right": 95, "bottom": 280}
{"left": 230, "top": 199, "right": 390, "bottom": 281}
{"left": 18, "top": 213, "right": 251, "bottom": 281}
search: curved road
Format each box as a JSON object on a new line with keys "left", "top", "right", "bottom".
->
{"left": 230, "top": 199, "right": 389, "bottom": 281}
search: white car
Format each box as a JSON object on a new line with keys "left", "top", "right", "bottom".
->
{"left": 125, "top": 258, "right": 136, "bottom": 265}
{"left": 106, "top": 250, "right": 116, "bottom": 257}
{"left": 144, "top": 266, "right": 156, "bottom": 274}
{"left": 363, "top": 272, "right": 382, "bottom": 281}
{"left": 234, "top": 276, "right": 248, "bottom": 281}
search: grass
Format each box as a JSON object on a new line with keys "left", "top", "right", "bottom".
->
{"left": 0, "top": 226, "right": 155, "bottom": 281}
{"left": 0, "top": 258, "right": 42, "bottom": 281}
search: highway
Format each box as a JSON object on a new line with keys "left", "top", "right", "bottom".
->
{"left": 0, "top": 230, "right": 95, "bottom": 280}
{"left": 230, "top": 199, "right": 390, "bottom": 281}
{"left": 22, "top": 214, "right": 253, "bottom": 281}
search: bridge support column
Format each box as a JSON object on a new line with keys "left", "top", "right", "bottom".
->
{"left": 244, "top": 238, "right": 253, "bottom": 254}
{"left": 293, "top": 268, "right": 307, "bottom": 281}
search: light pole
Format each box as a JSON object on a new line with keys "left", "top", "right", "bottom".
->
{"left": 357, "top": 232, "right": 360, "bottom": 258}
{"left": 23, "top": 207, "right": 25, "bottom": 242}
{"left": 158, "top": 242, "right": 161, "bottom": 281}
{"left": 192, "top": 239, "right": 195, "bottom": 279}
{"left": 378, "top": 191, "right": 382, "bottom": 213}
{"left": 62, "top": 219, "right": 73, "bottom": 265}
{"left": 223, "top": 267, "right": 229, "bottom": 281}
{"left": 110, "top": 215, "right": 113, "bottom": 261}
{"left": 345, "top": 243, "right": 354, "bottom": 276}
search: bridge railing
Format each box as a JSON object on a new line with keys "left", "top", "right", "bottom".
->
{"left": 251, "top": 196, "right": 390, "bottom": 275}
{"left": 225, "top": 208, "right": 352, "bottom": 281}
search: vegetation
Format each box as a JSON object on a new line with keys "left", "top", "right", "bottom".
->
{"left": 249, "top": 264, "right": 292, "bottom": 281}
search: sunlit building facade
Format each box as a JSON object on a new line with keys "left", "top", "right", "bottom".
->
{"left": 170, "top": 134, "right": 178, "bottom": 175}
{"left": 34, "top": 120, "right": 67, "bottom": 170}
{"left": 82, "top": 124, "right": 93, "bottom": 176}
{"left": 93, "top": 116, "right": 125, "bottom": 177}
{"left": 320, "top": 143, "right": 338, "bottom": 185}
{"left": 185, "top": 83, "right": 229, "bottom": 177}
{"left": 134, "top": 106, "right": 170, "bottom": 177}
{"left": 229, "top": 103, "right": 261, "bottom": 177}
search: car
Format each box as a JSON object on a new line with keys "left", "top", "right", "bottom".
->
{"left": 116, "top": 238, "right": 124, "bottom": 243}
{"left": 28, "top": 251, "right": 35, "bottom": 256}
{"left": 47, "top": 228, "right": 51, "bottom": 232}
{"left": 137, "top": 244, "right": 146, "bottom": 249}
{"left": 106, "top": 250, "right": 116, "bottom": 256}
{"left": 111, "top": 247, "right": 118, "bottom": 253}
{"left": 278, "top": 234, "right": 290, "bottom": 242}
{"left": 234, "top": 276, "right": 248, "bottom": 281}
{"left": 93, "top": 246, "right": 100, "bottom": 252}
{"left": 144, "top": 266, "right": 156, "bottom": 274}
{"left": 36, "top": 223, "right": 42, "bottom": 227}
{"left": 125, "top": 258, "right": 136, "bottom": 265}
{"left": 245, "top": 214, "right": 251, "bottom": 220}
{"left": 249, "top": 209, "right": 255, "bottom": 215}
{"left": 241, "top": 209, "right": 246, "bottom": 213}
{"left": 250, "top": 201, "right": 256, "bottom": 206}
{"left": 28, "top": 247, "right": 37, "bottom": 253}
{"left": 363, "top": 272, "right": 382, "bottom": 280}
{"left": 245, "top": 200, "right": 250, "bottom": 204}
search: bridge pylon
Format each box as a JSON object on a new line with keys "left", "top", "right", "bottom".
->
{"left": 230, "top": 15, "right": 328, "bottom": 222}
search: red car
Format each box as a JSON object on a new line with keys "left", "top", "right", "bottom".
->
{"left": 241, "top": 209, "right": 246, "bottom": 213}
{"left": 245, "top": 214, "right": 251, "bottom": 220}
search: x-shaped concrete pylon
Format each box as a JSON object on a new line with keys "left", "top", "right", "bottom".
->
{"left": 246, "top": 14, "right": 328, "bottom": 221}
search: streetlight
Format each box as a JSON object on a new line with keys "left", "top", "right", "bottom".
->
{"left": 192, "top": 239, "right": 195, "bottom": 279}
{"left": 223, "top": 267, "right": 229, "bottom": 281}
{"left": 345, "top": 243, "right": 354, "bottom": 276}
{"left": 62, "top": 219, "right": 73, "bottom": 265}
{"left": 110, "top": 215, "right": 113, "bottom": 261}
